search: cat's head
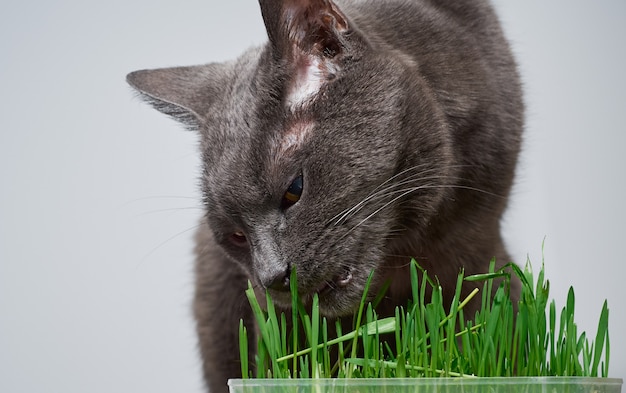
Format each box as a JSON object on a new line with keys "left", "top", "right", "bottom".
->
{"left": 127, "top": 0, "right": 454, "bottom": 316}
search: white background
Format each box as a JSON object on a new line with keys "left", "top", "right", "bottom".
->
{"left": 1, "top": 1, "right": 624, "bottom": 392}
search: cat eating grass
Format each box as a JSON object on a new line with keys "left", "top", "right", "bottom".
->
{"left": 127, "top": 0, "right": 523, "bottom": 391}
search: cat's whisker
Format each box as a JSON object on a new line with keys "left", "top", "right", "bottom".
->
{"left": 333, "top": 174, "right": 456, "bottom": 226}
{"left": 430, "top": 184, "right": 505, "bottom": 199}
{"left": 137, "top": 223, "right": 203, "bottom": 267}
{"left": 378, "top": 257, "right": 414, "bottom": 269}
{"left": 332, "top": 163, "right": 505, "bottom": 230}
{"left": 118, "top": 195, "right": 199, "bottom": 209}
{"left": 338, "top": 180, "right": 505, "bottom": 241}
{"left": 133, "top": 206, "right": 205, "bottom": 219}
{"left": 367, "top": 163, "right": 435, "bottom": 193}
{"left": 329, "top": 163, "right": 479, "bottom": 227}
{"left": 331, "top": 173, "right": 445, "bottom": 226}
{"left": 339, "top": 185, "right": 431, "bottom": 240}
{"left": 327, "top": 164, "right": 438, "bottom": 225}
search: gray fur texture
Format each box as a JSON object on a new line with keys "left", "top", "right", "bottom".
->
{"left": 127, "top": 0, "right": 523, "bottom": 391}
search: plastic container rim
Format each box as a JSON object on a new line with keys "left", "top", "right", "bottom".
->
{"left": 228, "top": 377, "right": 624, "bottom": 388}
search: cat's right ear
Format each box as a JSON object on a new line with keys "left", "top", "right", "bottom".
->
{"left": 259, "top": 0, "right": 351, "bottom": 58}
{"left": 126, "top": 64, "right": 226, "bottom": 128}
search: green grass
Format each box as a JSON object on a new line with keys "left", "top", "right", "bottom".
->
{"left": 238, "top": 258, "right": 610, "bottom": 379}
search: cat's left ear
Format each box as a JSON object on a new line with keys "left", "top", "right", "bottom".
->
{"left": 127, "top": 64, "right": 227, "bottom": 128}
{"left": 259, "top": 0, "right": 354, "bottom": 60}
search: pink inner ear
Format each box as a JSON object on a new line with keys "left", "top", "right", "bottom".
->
{"left": 286, "top": 55, "right": 326, "bottom": 110}
{"left": 283, "top": 0, "right": 348, "bottom": 49}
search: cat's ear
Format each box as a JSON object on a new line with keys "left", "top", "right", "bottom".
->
{"left": 126, "top": 64, "right": 226, "bottom": 128}
{"left": 259, "top": 0, "right": 351, "bottom": 59}
{"left": 260, "top": 0, "right": 360, "bottom": 107}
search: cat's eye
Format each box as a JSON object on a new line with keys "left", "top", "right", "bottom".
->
{"left": 230, "top": 231, "right": 247, "bottom": 246}
{"left": 281, "top": 174, "right": 304, "bottom": 209}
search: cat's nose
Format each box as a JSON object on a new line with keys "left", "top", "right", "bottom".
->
{"left": 261, "top": 268, "right": 291, "bottom": 292}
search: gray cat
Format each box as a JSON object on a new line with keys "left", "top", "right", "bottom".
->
{"left": 127, "top": 0, "right": 523, "bottom": 391}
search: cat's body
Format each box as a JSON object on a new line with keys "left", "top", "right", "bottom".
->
{"left": 127, "top": 0, "right": 523, "bottom": 391}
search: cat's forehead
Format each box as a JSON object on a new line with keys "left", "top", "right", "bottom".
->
{"left": 277, "top": 119, "right": 314, "bottom": 154}
{"left": 268, "top": 59, "right": 336, "bottom": 164}
{"left": 266, "top": 117, "right": 315, "bottom": 177}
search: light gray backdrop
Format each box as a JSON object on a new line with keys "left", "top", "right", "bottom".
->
{"left": 1, "top": 1, "right": 624, "bottom": 392}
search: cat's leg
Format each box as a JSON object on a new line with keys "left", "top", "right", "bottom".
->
{"left": 193, "top": 222, "right": 254, "bottom": 393}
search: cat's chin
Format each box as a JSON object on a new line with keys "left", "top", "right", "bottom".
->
{"left": 271, "top": 292, "right": 359, "bottom": 318}
{"left": 266, "top": 268, "right": 365, "bottom": 318}
{"left": 312, "top": 269, "right": 353, "bottom": 296}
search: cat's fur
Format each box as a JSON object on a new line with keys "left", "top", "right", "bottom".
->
{"left": 127, "top": 0, "right": 523, "bottom": 391}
